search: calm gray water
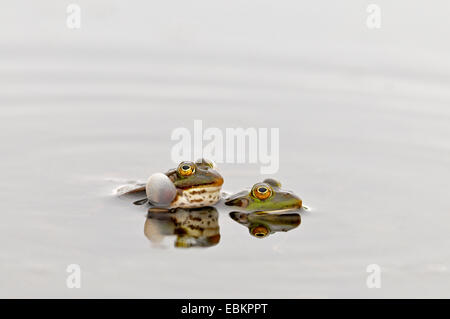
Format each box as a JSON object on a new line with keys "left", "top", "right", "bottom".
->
{"left": 1, "top": 1, "right": 450, "bottom": 298}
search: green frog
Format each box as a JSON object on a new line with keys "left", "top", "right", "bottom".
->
{"left": 229, "top": 211, "right": 301, "bottom": 238}
{"left": 145, "top": 206, "right": 220, "bottom": 248}
{"left": 117, "top": 158, "right": 224, "bottom": 209}
{"left": 224, "top": 178, "right": 302, "bottom": 212}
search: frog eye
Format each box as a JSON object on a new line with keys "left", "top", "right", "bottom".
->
{"left": 177, "top": 161, "right": 196, "bottom": 176}
{"left": 250, "top": 225, "right": 269, "bottom": 238}
{"left": 251, "top": 183, "right": 273, "bottom": 200}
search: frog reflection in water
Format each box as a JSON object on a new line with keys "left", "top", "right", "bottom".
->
{"left": 229, "top": 211, "right": 301, "bottom": 238}
{"left": 144, "top": 206, "right": 220, "bottom": 248}
{"left": 225, "top": 178, "right": 302, "bottom": 212}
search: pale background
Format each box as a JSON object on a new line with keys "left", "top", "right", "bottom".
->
{"left": 1, "top": 1, "right": 450, "bottom": 298}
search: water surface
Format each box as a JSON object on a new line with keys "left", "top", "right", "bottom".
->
{"left": 1, "top": 1, "right": 450, "bottom": 298}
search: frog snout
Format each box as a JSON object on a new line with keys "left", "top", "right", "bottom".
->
{"left": 291, "top": 195, "right": 303, "bottom": 209}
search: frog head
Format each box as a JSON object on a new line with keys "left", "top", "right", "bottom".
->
{"left": 166, "top": 159, "right": 224, "bottom": 208}
{"left": 224, "top": 178, "right": 302, "bottom": 212}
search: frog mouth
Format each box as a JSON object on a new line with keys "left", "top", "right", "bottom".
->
{"left": 224, "top": 197, "right": 249, "bottom": 208}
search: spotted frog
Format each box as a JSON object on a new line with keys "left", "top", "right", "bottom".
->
{"left": 117, "top": 158, "right": 224, "bottom": 209}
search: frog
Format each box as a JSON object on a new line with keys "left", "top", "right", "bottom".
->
{"left": 117, "top": 158, "right": 224, "bottom": 209}
{"left": 224, "top": 178, "right": 302, "bottom": 212}
{"left": 229, "top": 211, "right": 301, "bottom": 238}
{"left": 145, "top": 206, "right": 220, "bottom": 248}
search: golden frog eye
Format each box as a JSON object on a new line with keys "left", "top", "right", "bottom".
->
{"left": 177, "top": 161, "right": 196, "bottom": 176}
{"left": 251, "top": 225, "right": 269, "bottom": 238}
{"left": 251, "top": 183, "right": 273, "bottom": 200}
